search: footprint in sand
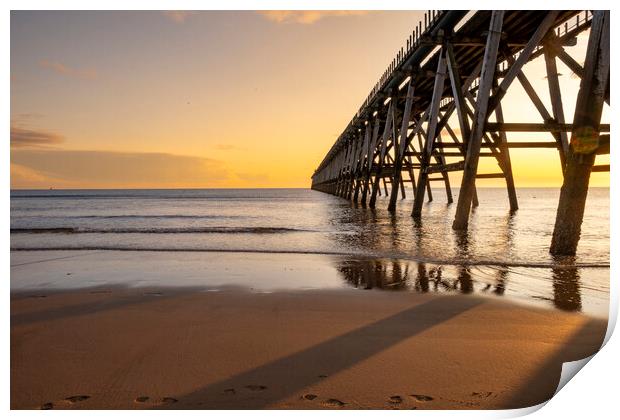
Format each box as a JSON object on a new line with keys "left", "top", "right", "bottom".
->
{"left": 224, "top": 388, "right": 236, "bottom": 395}
{"left": 389, "top": 395, "right": 403, "bottom": 404}
{"left": 410, "top": 394, "right": 434, "bottom": 402}
{"left": 318, "top": 374, "right": 328, "bottom": 379}
{"left": 65, "top": 395, "right": 90, "bottom": 403}
{"left": 134, "top": 396, "right": 150, "bottom": 403}
{"left": 161, "top": 397, "right": 178, "bottom": 404}
{"left": 41, "top": 402, "right": 54, "bottom": 410}
{"left": 245, "top": 385, "right": 267, "bottom": 391}
{"left": 301, "top": 394, "right": 317, "bottom": 401}
{"left": 322, "top": 398, "right": 346, "bottom": 408}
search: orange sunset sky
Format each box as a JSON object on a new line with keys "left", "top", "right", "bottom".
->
{"left": 10, "top": 10, "right": 609, "bottom": 189}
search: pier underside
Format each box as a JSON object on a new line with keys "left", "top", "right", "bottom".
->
{"left": 310, "top": 10, "right": 610, "bottom": 256}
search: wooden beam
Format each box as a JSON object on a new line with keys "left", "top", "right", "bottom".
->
{"left": 488, "top": 11, "right": 560, "bottom": 114}
{"left": 558, "top": 48, "right": 584, "bottom": 78}
{"left": 476, "top": 173, "right": 506, "bottom": 179}
{"left": 502, "top": 51, "right": 568, "bottom": 161}
{"left": 420, "top": 34, "right": 529, "bottom": 47}
{"left": 507, "top": 141, "right": 559, "bottom": 148}
{"left": 405, "top": 151, "right": 497, "bottom": 157}
{"left": 591, "top": 164, "right": 610, "bottom": 172}
{"left": 432, "top": 141, "right": 559, "bottom": 148}
{"left": 485, "top": 122, "right": 610, "bottom": 132}
{"left": 426, "top": 160, "right": 465, "bottom": 174}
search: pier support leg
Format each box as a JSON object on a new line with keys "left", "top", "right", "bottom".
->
{"left": 412, "top": 47, "right": 447, "bottom": 217}
{"left": 544, "top": 47, "right": 570, "bottom": 167}
{"left": 370, "top": 101, "right": 395, "bottom": 208}
{"left": 388, "top": 80, "right": 415, "bottom": 212}
{"left": 353, "top": 127, "right": 370, "bottom": 203}
{"left": 493, "top": 84, "right": 518, "bottom": 212}
{"left": 360, "top": 173, "right": 371, "bottom": 205}
{"left": 550, "top": 10, "right": 609, "bottom": 256}
{"left": 361, "top": 118, "right": 381, "bottom": 205}
{"left": 445, "top": 47, "right": 478, "bottom": 208}
{"left": 452, "top": 11, "right": 504, "bottom": 229}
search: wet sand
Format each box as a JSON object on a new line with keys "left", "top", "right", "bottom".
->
{"left": 11, "top": 286, "right": 607, "bottom": 410}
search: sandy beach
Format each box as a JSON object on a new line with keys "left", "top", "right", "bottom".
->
{"left": 11, "top": 284, "right": 607, "bottom": 410}
{"left": 9, "top": 5, "right": 611, "bottom": 413}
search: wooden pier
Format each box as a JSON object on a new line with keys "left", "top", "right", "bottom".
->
{"left": 310, "top": 10, "right": 609, "bottom": 256}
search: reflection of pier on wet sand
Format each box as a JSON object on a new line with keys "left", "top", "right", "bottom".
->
{"left": 337, "top": 258, "right": 587, "bottom": 313}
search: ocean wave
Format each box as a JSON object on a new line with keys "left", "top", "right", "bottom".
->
{"left": 12, "top": 214, "right": 248, "bottom": 220}
{"left": 10, "top": 227, "right": 315, "bottom": 234}
{"left": 11, "top": 195, "right": 296, "bottom": 200}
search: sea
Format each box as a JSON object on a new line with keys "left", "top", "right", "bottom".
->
{"left": 10, "top": 187, "right": 610, "bottom": 316}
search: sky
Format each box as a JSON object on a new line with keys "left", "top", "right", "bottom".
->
{"left": 10, "top": 10, "right": 609, "bottom": 189}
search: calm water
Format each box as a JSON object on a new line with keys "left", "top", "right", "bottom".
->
{"left": 10, "top": 187, "right": 609, "bottom": 315}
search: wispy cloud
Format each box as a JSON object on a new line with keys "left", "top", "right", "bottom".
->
{"left": 258, "top": 10, "right": 368, "bottom": 24}
{"left": 13, "top": 112, "right": 44, "bottom": 120}
{"left": 10, "top": 126, "right": 64, "bottom": 149}
{"left": 11, "top": 150, "right": 231, "bottom": 189}
{"left": 11, "top": 163, "right": 66, "bottom": 187}
{"left": 162, "top": 11, "right": 197, "bottom": 23}
{"left": 39, "top": 59, "right": 97, "bottom": 80}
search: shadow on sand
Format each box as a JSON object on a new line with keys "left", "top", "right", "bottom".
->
{"left": 157, "top": 296, "right": 481, "bottom": 409}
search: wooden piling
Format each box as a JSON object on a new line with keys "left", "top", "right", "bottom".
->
{"left": 388, "top": 79, "right": 415, "bottom": 212}
{"left": 452, "top": 11, "right": 504, "bottom": 229}
{"left": 412, "top": 47, "right": 447, "bottom": 217}
{"left": 369, "top": 100, "right": 395, "bottom": 208}
{"left": 550, "top": 11, "right": 609, "bottom": 255}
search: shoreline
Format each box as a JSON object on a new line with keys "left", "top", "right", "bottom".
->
{"left": 10, "top": 247, "right": 611, "bottom": 269}
{"left": 11, "top": 285, "right": 607, "bottom": 410}
{"left": 10, "top": 250, "right": 610, "bottom": 318}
